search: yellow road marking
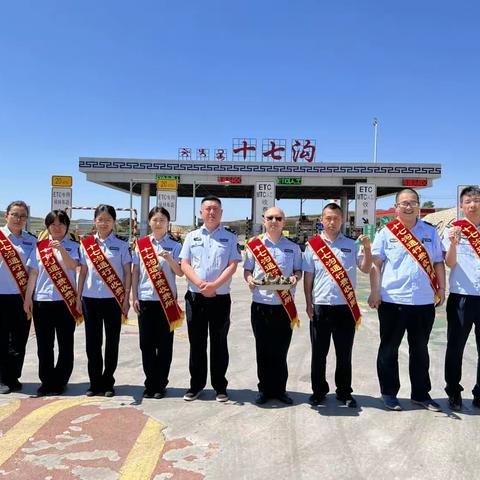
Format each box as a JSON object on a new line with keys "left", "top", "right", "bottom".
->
{"left": 0, "top": 399, "right": 21, "bottom": 423}
{"left": 0, "top": 397, "right": 102, "bottom": 467}
{"left": 119, "top": 417, "right": 166, "bottom": 480}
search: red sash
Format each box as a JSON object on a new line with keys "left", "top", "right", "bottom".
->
{"left": 246, "top": 236, "right": 299, "bottom": 329}
{"left": 37, "top": 239, "right": 84, "bottom": 325}
{"left": 81, "top": 236, "right": 128, "bottom": 324}
{"left": 137, "top": 236, "right": 184, "bottom": 331}
{"left": 307, "top": 235, "right": 361, "bottom": 329}
{"left": 0, "top": 230, "right": 31, "bottom": 318}
{"left": 452, "top": 219, "right": 480, "bottom": 259}
{"left": 386, "top": 218, "right": 440, "bottom": 304}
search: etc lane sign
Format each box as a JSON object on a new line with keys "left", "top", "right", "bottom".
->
{"left": 254, "top": 181, "right": 275, "bottom": 224}
{"left": 156, "top": 191, "right": 177, "bottom": 222}
{"left": 51, "top": 188, "right": 72, "bottom": 211}
{"left": 51, "top": 175, "right": 73, "bottom": 211}
{"left": 355, "top": 183, "right": 377, "bottom": 227}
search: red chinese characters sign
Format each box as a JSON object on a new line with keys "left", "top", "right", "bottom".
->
{"left": 233, "top": 139, "right": 257, "bottom": 161}
{"left": 262, "top": 139, "right": 287, "bottom": 161}
{"left": 291, "top": 139, "right": 316, "bottom": 163}
{"left": 178, "top": 137, "right": 317, "bottom": 162}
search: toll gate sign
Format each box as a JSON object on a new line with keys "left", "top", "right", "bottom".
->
{"left": 156, "top": 190, "right": 177, "bottom": 222}
{"left": 355, "top": 183, "right": 377, "bottom": 227}
{"left": 254, "top": 182, "right": 275, "bottom": 224}
{"left": 51, "top": 187, "right": 72, "bottom": 211}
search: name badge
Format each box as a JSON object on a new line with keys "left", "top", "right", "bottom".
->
{"left": 110, "top": 246, "right": 120, "bottom": 251}
{"left": 422, "top": 238, "right": 432, "bottom": 243}
{"left": 23, "top": 241, "right": 33, "bottom": 246}
{"left": 341, "top": 248, "right": 352, "bottom": 253}
{"left": 285, "top": 248, "right": 294, "bottom": 253}
{"left": 219, "top": 238, "right": 229, "bottom": 243}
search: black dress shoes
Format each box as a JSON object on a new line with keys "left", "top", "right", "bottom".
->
{"left": 255, "top": 393, "right": 269, "bottom": 405}
{"left": 277, "top": 393, "right": 293, "bottom": 405}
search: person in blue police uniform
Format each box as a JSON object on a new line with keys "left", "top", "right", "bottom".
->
{"left": 303, "top": 203, "right": 372, "bottom": 408}
{"left": 23, "top": 210, "right": 79, "bottom": 396}
{"left": 132, "top": 206, "right": 183, "bottom": 399}
{"left": 244, "top": 207, "right": 302, "bottom": 405}
{"left": 369, "top": 188, "right": 446, "bottom": 412}
{"left": 0, "top": 201, "right": 36, "bottom": 394}
{"left": 77, "top": 205, "right": 132, "bottom": 397}
{"left": 443, "top": 186, "right": 480, "bottom": 411}
{"left": 180, "top": 196, "right": 242, "bottom": 402}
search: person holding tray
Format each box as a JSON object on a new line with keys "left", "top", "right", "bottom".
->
{"left": 244, "top": 207, "right": 302, "bottom": 405}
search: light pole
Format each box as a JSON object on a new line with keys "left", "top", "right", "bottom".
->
{"left": 192, "top": 180, "right": 196, "bottom": 228}
{"left": 373, "top": 117, "right": 379, "bottom": 163}
{"left": 299, "top": 198, "right": 306, "bottom": 217}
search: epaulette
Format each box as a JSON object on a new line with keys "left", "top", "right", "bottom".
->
{"left": 224, "top": 226, "right": 237, "bottom": 235}
{"left": 27, "top": 231, "right": 38, "bottom": 239}
{"left": 422, "top": 220, "right": 435, "bottom": 228}
{"left": 68, "top": 232, "right": 79, "bottom": 243}
{"left": 168, "top": 233, "right": 181, "bottom": 243}
{"left": 37, "top": 229, "right": 48, "bottom": 241}
{"left": 284, "top": 236, "right": 298, "bottom": 244}
{"left": 114, "top": 234, "right": 129, "bottom": 242}
{"left": 345, "top": 235, "right": 356, "bottom": 240}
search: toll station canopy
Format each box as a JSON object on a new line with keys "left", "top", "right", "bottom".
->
{"left": 79, "top": 157, "right": 441, "bottom": 200}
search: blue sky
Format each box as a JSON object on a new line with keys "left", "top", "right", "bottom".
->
{"left": 1, "top": 1, "right": 479, "bottom": 225}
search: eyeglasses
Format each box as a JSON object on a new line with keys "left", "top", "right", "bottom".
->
{"left": 265, "top": 216, "right": 284, "bottom": 221}
{"left": 9, "top": 213, "right": 28, "bottom": 220}
{"left": 396, "top": 201, "right": 419, "bottom": 208}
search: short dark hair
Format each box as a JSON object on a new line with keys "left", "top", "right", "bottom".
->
{"left": 201, "top": 195, "right": 222, "bottom": 206}
{"left": 6, "top": 200, "right": 28, "bottom": 215}
{"left": 148, "top": 206, "right": 170, "bottom": 221}
{"left": 94, "top": 204, "right": 116, "bottom": 221}
{"left": 395, "top": 188, "right": 420, "bottom": 204}
{"left": 45, "top": 210, "right": 70, "bottom": 231}
{"left": 322, "top": 202, "right": 343, "bottom": 214}
{"left": 460, "top": 185, "right": 480, "bottom": 201}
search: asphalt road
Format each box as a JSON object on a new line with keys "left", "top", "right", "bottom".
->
{"left": 0, "top": 267, "right": 478, "bottom": 479}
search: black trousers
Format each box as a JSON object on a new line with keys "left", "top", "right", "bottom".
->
{"left": 0, "top": 294, "right": 31, "bottom": 386}
{"left": 138, "top": 300, "right": 174, "bottom": 393}
{"left": 377, "top": 301, "right": 435, "bottom": 401}
{"left": 185, "top": 291, "right": 231, "bottom": 393}
{"left": 33, "top": 300, "right": 75, "bottom": 390}
{"left": 251, "top": 302, "right": 292, "bottom": 397}
{"left": 310, "top": 304, "right": 355, "bottom": 398}
{"left": 445, "top": 293, "right": 480, "bottom": 397}
{"left": 82, "top": 297, "right": 122, "bottom": 391}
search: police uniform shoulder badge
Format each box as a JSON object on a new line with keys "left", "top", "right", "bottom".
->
{"left": 224, "top": 226, "right": 237, "bottom": 235}
{"left": 168, "top": 233, "right": 181, "bottom": 243}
